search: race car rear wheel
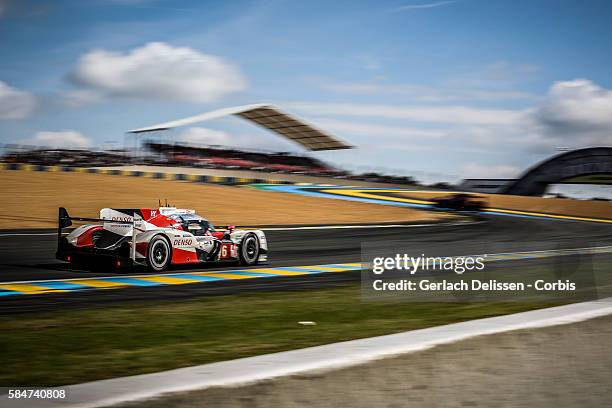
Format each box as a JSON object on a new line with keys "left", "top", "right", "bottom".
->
{"left": 148, "top": 235, "right": 171, "bottom": 272}
{"left": 239, "top": 233, "right": 260, "bottom": 266}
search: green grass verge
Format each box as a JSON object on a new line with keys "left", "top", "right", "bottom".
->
{"left": 0, "top": 284, "right": 559, "bottom": 386}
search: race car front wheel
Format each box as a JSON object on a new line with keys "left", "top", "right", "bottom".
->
{"left": 239, "top": 233, "right": 260, "bottom": 266}
{"left": 148, "top": 235, "right": 171, "bottom": 272}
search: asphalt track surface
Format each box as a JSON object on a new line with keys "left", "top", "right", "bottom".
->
{"left": 1, "top": 215, "right": 612, "bottom": 313}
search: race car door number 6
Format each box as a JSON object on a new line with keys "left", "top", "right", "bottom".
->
{"left": 220, "top": 243, "right": 235, "bottom": 259}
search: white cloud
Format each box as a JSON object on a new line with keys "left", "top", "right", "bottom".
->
{"left": 314, "top": 118, "right": 448, "bottom": 139}
{"left": 300, "top": 79, "right": 612, "bottom": 156}
{"left": 529, "top": 79, "right": 612, "bottom": 151}
{"left": 317, "top": 79, "right": 535, "bottom": 102}
{"left": 479, "top": 61, "right": 539, "bottom": 83}
{"left": 70, "top": 42, "right": 247, "bottom": 103}
{"left": 0, "top": 81, "right": 36, "bottom": 119}
{"left": 460, "top": 163, "right": 521, "bottom": 178}
{"left": 106, "top": 0, "right": 160, "bottom": 4}
{"left": 25, "top": 130, "right": 92, "bottom": 149}
{"left": 289, "top": 102, "right": 525, "bottom": 125}
{"left": 351, "top": 55, "right": 382, "bottom": 71}
{"left": 314, "top": 118, "right": 529, "bottom": 158}
{"left": 393, "top": 1, "right": 457, "bottom": 11}
{"left": 446, "top": 61, "right": 540, "bottom": 89}
{"left": 62, "top": 89, "right": 104, "bottom": 108}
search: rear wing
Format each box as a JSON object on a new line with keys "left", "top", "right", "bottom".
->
{"left": 57, "top": 207, "right": 143, "bottom": 262}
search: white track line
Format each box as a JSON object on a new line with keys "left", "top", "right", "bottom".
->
{"left": 7, "top": 298, "right": 612, "bottom": 408}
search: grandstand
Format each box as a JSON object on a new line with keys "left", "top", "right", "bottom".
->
{"left": 0, "top": 143, "right": 427, "bottom": 186}
{"left": 145, "top": 142, "right": 342, "bottom": 176}
{"left": 1, "top": 147, "right": 130, "bottom": 167}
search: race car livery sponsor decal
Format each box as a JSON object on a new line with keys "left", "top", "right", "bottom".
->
{"left": 173, "top": 238, "right": 194, "bottom": 247}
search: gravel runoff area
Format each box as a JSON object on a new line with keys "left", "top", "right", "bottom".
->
{"left": 118, "top": 314, "right": 612, "bottom": 408}
{"left": 0, "top": 170, "right": 445, "bottom": 229}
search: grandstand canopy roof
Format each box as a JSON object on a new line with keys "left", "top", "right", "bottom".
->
{"left": 128, "top": 104, "right": 353, "bottom": 151}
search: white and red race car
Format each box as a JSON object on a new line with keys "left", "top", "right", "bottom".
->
{"left": 56, "top": 206, "right": 267, "bottom": 271}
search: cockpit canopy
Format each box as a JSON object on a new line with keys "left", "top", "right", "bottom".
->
{"left": 169, "top": 213, "right": 215, "bottom": 236}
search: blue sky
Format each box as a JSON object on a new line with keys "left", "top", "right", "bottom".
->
{"left": 1, "top": 0, "right": 612, "bottom": 181}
